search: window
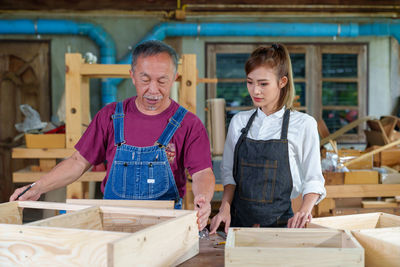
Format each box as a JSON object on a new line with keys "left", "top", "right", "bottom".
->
{"left": 206, "top": 43, "right": 367, "bottom": 143}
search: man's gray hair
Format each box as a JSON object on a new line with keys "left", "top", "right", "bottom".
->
{"left": 131, "top": 40, "right": 179, "bottom": 73}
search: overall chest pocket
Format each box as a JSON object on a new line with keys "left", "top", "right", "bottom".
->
{"left": 111, "top": 161, "right": 169, "bottom": 199}
{"left": 239, "top": 159, "right": 277, "bottom": 203}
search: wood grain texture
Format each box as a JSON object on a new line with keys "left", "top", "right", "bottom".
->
{"left": 308, "top": 213, "right": 381, "bottom": 230}
{"left": 66, "top": 198, "right": 174, "bottom": 209}
{"left": 109, "top": 212, "right": 198, "bottom": 267}
{"left": 225, "top": 228, "right": 364, "bottom": 267}
{"left": 352, "top": 227, "right": 400, "bottom": 267}
{"left": 0, "top": 224, "right": 127, "bottom": 266}
{"left": 27, "top": 206, "right": 103, "bottom": 230}
{"left": 0, "top": 202, "right": 22, "bottom": 224}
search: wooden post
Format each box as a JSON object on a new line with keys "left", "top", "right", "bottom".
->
{"left": 65, "top": 53, "right": 84, "bottom": 149}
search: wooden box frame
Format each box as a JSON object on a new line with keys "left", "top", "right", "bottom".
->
{"left": 0, "top": 201, "right": 198, "bottom": 266}
{"left": 308, "top": 213, "right": 400, "bottom": 267}
{"left": 308, "top": 212, "right": 400, "bottom": 230}
{"left": 225, "top": 228, "right": 364, "bottom": 267}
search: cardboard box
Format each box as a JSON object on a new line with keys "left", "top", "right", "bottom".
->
{"left": 25, "top": 133, "right": 66, "bottom": 148}
{"left": 344, "top": 170, "right": 379, "bottom": 184}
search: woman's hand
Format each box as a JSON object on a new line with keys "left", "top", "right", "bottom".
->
{"left": 210, "top": 202, "right": 231, "bottom": 234}
{"left": 287, "top": 210, "right": 312, "bottom": 228}
{"left": 288, "top": 193, "right": 320, "bottom": 228}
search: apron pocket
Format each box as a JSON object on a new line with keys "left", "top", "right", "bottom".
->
{"left": 111, "top": 161, "right": 169, "bottom": 199}
{"left": 239, "top": 159, "right": 277, "bottom": 203}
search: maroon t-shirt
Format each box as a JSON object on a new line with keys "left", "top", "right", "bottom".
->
{"left": 75, "top": 96, "right": 212, "bottom": 197}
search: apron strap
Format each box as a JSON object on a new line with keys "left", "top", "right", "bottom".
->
{"left": 233, "top": 109, "right": 258, "bottom": 178}
{"left": 280, "top": 109, "right": 291, "bottom": 140}
{"left": 112, "top": 101, "right": 125, "bottom": 146}
{"left": 156, "top": 106, "right": 188, "bottom": 147}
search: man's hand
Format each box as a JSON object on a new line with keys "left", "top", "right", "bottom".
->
{"left": 194, "top": 194, "right": 211, "bottom": 230}
{"left": 9, "top": 182, "right": 41, "bottom": 201}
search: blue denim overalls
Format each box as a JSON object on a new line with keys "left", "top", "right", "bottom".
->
{"left": 103, "top": 101, "right": 187, "bottom": 209}
{"left": 231, "top": 109, "right": 294, "bottom": 227}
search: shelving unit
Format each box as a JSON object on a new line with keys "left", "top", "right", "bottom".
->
{"left": 12, "top": 53, "right": 217, "bottom": 207}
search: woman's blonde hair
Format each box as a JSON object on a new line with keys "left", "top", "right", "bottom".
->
{"left": 245, "top": 43, "right": 295, "bottom": 110}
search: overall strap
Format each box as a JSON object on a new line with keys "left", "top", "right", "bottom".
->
{"left": 233, "top": 109, "right": 257, "bottom": 178}
{"left": 112, "top": 101, "right": 125, "bottom": 146}
{"left": 280, "top": 109, "right": 291, "bottom": 140}
{"left": 156, "top": 106, "right": 188, "bottom": 147}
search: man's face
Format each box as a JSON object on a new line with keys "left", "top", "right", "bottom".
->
{"left": 130, "top": 52, "right": 178, "bottom": 114}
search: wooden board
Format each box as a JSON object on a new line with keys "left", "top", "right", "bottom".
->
{"left": 344, "top": 171, "right": 379, "bottom": 184}
{"left": 0, "top": 201, "right": 198, "bottom": 266}
{"left": 66, "top": 198, "right": 175, "bottom": 209}
{"left": 308, "top": 212, "right": 400, "bottom": 230}
{"left": 325, "top": 184, "right": 400, "bottom": 198}
{"left": 225, "top": 228, "right": 364, "bottom": 267}
{"left": 352, "top": 227, "right": 400, "bottom": 267}
{"left": 323, "top": 172, "right": 344, "bottom": 185}
{"left": 0, "top": 202, "right": 22, "bottom": 224}
{"left": 361, "top": 201, "right": 399, "bottom": 209}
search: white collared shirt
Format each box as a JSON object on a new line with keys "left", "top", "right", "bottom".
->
{"left": 221, "top": 107, "right": 326, "bottom": 204}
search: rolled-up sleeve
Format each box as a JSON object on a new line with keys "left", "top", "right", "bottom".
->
{"left": 299, "top": 117, "right": 326, "bottom": 204}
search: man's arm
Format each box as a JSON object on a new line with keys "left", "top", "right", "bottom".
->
{"left": 191, "top": 167, "right": 215, "bottom": 230}
{"left": 10, "top": 151, "right": 92, "bottom": 201}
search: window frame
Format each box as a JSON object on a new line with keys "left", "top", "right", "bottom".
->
{"left": 206, "top": 42, "right": 368, "bottom": 143}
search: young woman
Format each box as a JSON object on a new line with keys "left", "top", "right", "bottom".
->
{"left": 210, "top": 43, "right": 326, "bottom": 233}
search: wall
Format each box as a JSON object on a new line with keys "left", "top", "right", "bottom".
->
{"left": 0, "top": 13, "right": 399, "bottom": 125}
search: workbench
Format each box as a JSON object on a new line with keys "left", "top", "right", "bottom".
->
{"left": 180, "top": 235, "right": 225, "bottom": 267}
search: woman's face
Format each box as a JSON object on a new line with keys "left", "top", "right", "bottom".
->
{"left": 246, "top": 65, "right": 287, "bottom": 114}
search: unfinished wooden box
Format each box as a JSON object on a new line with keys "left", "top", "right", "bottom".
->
{"left": 225, "top": 228, "right": 364, "bottom": 267}
{"left": 352, "top": 227, "right": 400, "bottom": 267}
{"left": 0, "top": 201, "right": 198, "bottom": 266}
{"left": 308, "top": 213, "right": 400, "bottom": 267}
{"left": 308, "top": 212, "right": 400, "bottom": 230}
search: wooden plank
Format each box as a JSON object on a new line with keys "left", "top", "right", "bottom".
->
{"left": 39, "top": 159, "right": 56, "bottom": 172}
{"left": 16, "top": 201, "right": 190, "bottom": 217}
{"left": 65, "top": 53, "right": 83, "bottom": 148}
{"left": 13, "top": 169, "right": 105, "bottom": 183}
{"left": 109, "top": 211, "right": 198, "bottom": 267}
{"left": 326, "top": 184, "right": 400, "bottom": 198}
{"left": 308, "top": 213, "right": 381, "bottom": 230}
{"left": 377, "top": 213, "right": 400, "bottom": 228}
{"left": 27, "top": 206, "right": 103, "bottom": 230}
{"left": 362, "top": 201, "right": 398, "bottom": 208}
{"left": 316, "top": 198, "right": 335, "bottom": 216}
{"left": 344, "top": 171, "right": 379, "bottom": 184}
{"left": 80, "top": 63, "right": 130, "bottom": 78}
{"left": 67, "top": 181, "right": 85, "bottom": 199}
{"left": 0, "top": 202, "right": 22, "bottom": 224}
{"left": 66, "top": 199, "right": 175, "bottom": 209}
{"left": 342, "top": 138, "right": 400, "bottom": 168}
{"left": 12, "top": 147, "right": 75, "bottom": 159}
{"left": 102, "top": 212, "right": 172, "bottom": 233}
{"left": 225, "top": 228, "right": 364, "bottom": 267}
{"left": 333, "top": 207, "right": 400, "bottom": 216}
{"left": 179, "top": 54, "right": 197, "bottom": 114}
{"left": 323, "top": 172, "right": 344, "bottom": 185}
{"left": 352, "top": 227, "right": 400, "bottom": 267}
{"left": 320, "top": 116, "right": 373, "bottom": 146}
{"left": 0, "top": 224, "right": 127, "bottom": 266}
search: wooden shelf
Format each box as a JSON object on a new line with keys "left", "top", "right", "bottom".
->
{"left": 13, "top": 167, "right": 105, "bottom": 183}
{"left": 326, "top": 184, "right": 400, "bottom": 198}
{"left": 12, "top": 147, "right": 75, "bottom": 159}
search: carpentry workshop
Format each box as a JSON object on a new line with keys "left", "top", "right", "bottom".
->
{"left": 1, "top": 1, "right": 400, "bottom": 266}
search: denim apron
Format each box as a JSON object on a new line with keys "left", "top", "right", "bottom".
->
{"left": 231, "top": 109, "right": 294, "bottom": 227}
{"left": 104, "top": 101, "right": 187, "bottom": 209}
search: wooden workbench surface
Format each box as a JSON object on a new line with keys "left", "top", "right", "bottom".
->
{"left": 179, "top": 234, "right": 225, "bottom": 267}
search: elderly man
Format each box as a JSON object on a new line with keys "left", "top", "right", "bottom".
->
{"left": 10, "top": 40, "right": 215, "bottom": 230}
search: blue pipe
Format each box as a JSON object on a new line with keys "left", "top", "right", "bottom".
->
{"left": 0, "top": 19, "right": 117, "bottom": 105}
{"left": 2, "top": 20, "right": 400, "bottom": 104}
{"left": 111, "top": 21, "right": 400, "bottom": 88}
